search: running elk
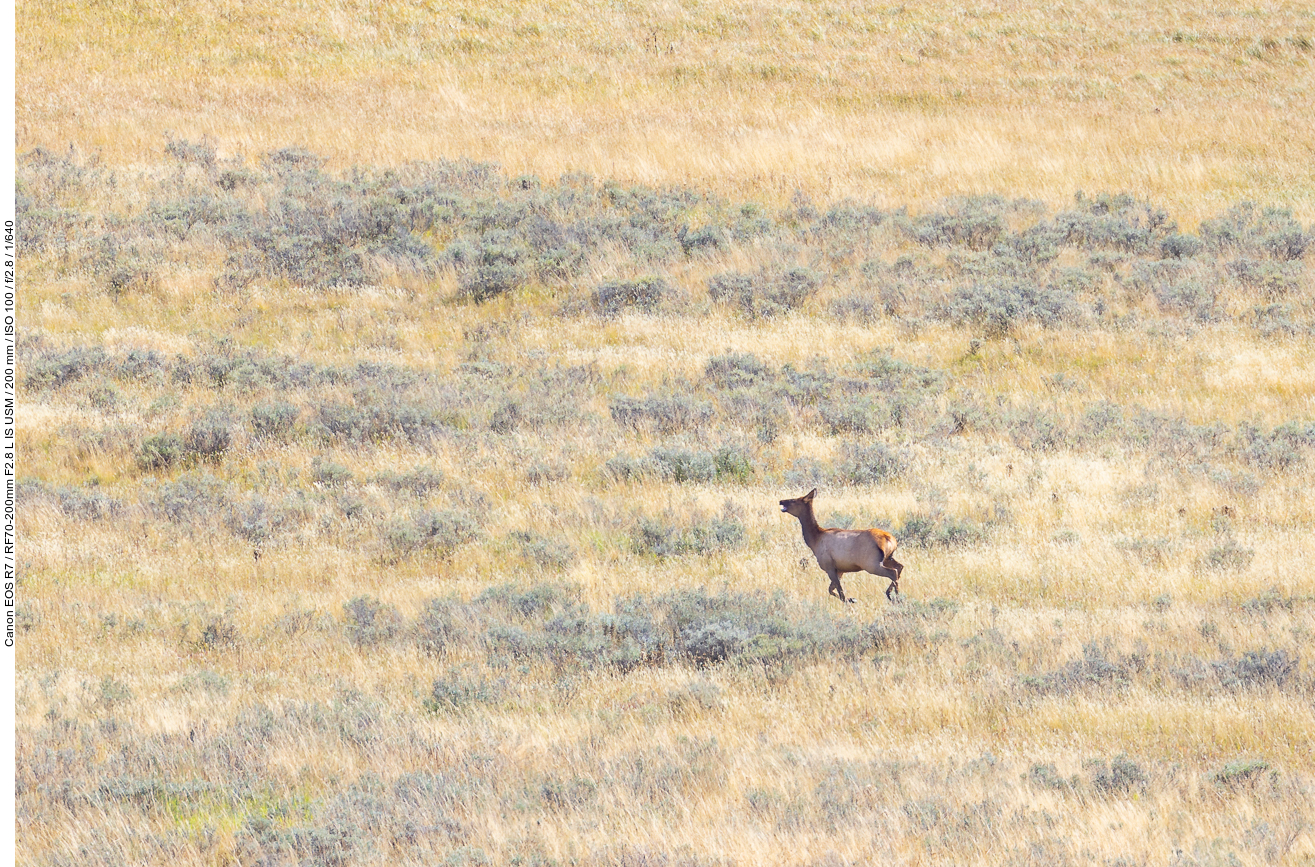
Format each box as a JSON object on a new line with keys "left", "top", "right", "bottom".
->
{"left": 779, "top": 489, "right": 902, "bottom": 603}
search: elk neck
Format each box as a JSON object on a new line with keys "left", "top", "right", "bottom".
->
{"left": 793, "top": 503, "right": 824, "bottom": 550}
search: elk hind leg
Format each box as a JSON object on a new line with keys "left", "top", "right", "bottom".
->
{"left": 881, "top": 555, "right": 904, "bottom": 601}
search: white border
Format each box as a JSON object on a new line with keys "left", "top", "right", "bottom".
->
{"left": 3, "top": 0, "right": 18, "bottom": 863}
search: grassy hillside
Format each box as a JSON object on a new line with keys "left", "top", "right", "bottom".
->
{"left": 14, "top": 0, "right": 1315, "bottom": 865}
{"left": 16, "top": 142, "right": 1315, "bottom": 865}
{"left": 16, "top": 0, "right": 1315, "bottom": 223}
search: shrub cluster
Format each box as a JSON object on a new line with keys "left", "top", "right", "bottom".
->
{"left": 381, "top": 508, "right": 479, "bottom": 563}
{"left": 605, "top": 445, "right": 754, "bottom": 485}
{"left": 1022, "top": 641, "right": 1144, "bottom": 696}
{"left": 591, "top": 276, "right": 673, "bottom": 315}
{"left": 19, "top": 148, "right": 1313, "bottom": 338}
{"left": 19, "top": 145, "right": 785, "bottom": 302}
{"left": 1024, "top": 641, "right": 1308, "bottom": 697}
{"left": 786, "top": 441, "right": 909, "bottom": 489}
{"left": 609, "top": 393, "right": 714, "bottom": 434}
{"left": 631, "top": 506, "right": 745, "bottom": 558}
{"left": 407, "top": 583, "right": 953, "bottom": 686}
{"left": 707, "top": 266, "right": 822, "bottom": 317}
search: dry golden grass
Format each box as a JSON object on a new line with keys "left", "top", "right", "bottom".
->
{"left": 16, "top": 288, "right": 1315, "bottom": 863}
{"left": 15, "top": 1, "right": 1315, "bottom": 864}
{"left": 17, "top": 0, "right": 1315, "bottom": 224}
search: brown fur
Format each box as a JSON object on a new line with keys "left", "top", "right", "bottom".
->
{"left": 779, "top": 489, "right": 902, "bottom": 604}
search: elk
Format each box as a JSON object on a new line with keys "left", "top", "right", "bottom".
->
{"left": 779, "top": 489, "right": 902, "bottom": 604}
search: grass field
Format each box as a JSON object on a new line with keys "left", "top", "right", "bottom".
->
{"left": 14, "top": 1, "right": 1315, "bottom": 865}
{"left": 17, "top": 0, "right": 1315, "bottom": 223}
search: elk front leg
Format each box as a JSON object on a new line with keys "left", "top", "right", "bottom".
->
{"left": 826, "top": 568, "right": 853, "bottom": 604}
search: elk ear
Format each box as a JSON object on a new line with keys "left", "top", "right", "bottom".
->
{"left": 805, "top": 488, "right": 816, "bottom": 500}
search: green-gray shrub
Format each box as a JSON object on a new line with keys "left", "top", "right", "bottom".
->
{"left": 56, "top": 486, "right": 120, "bottom": 521}
{"left": 226, "top": 495, "right": 294, "bottom": 547}
{"left": 1087, "top": 755, "right": 1148, "bottom": 797}
{"left": 343, "top": 595, "right": 405, "bottom": 648}
{"left": 374, "top": 466, "right": 445, "bottom": 497}
{"left": 1210, "top": 759, "right": 1270, "bottom": 788}
{"left": 602, "top": 454, "right": 654, "bottom": 482}
{"left": 609, "top": 393, "right": 714, "bottom": 433}
{"left": 137, "top": 432, "right": 184, "bottom": 472}
{"left": 707, "top": 266, "right": 820, "bottom": 317}
{"left": 647, "top": 447, "right": 716, "bottom": 483}
{"left": 1215, "top": 648, "right": 1298, "bottom": 690}
{"left": 942, "top": 280, "right": 1088, "bottom": 334}
{"left": 24, "top": 345, "right": 107, "bottom": 390}
{"left": 633, "top": 512, "right": 744, "bottom": 558}
{"left": 832, "top": 442, "right": 906, "bottom": 486}
{"left": 704, "top": 352, "right": 775, "bottom": 390}
{"left": 382, "top": 508, "right": 478, "bottom": 561}
{"left": 424, "top": 672, "right": 499, "bottom": 712}
{"left": 460, "top": 262, "right": 526, "bottom": 302}
{"left": 1196, "top": 541, "right": 1254, "bottom": 573}
{"left": 148, "top": 473, "right": 229, "bottom": 524}
{"left": 898, "top": 511, "right": 990, "bottom": 549}
{"left": 417, "top": 598, "right": 463, "bottom": 656}
{"left": 591, "top": 276, "right": 671, "bottom": 315}
{"left": 1160, "top": 232, "right": 1203, "bottom": 259}
{"left": 250, "top": 400, "right": 299, "bottom": 439}
{"left": 311, "top": 459, "right": 354, "bottom": 488}
{"left": 185, "top": 410, "right": 234, "bottom": 461}
{"left": 907, "top": 200, "right": 1005, "bottom": 250}
{"left": 1023, "top": 641, "right": 1137, "bottom": 696}
{"left": 1200, "top": 201, "right": 1310, "bottom": 260}
{"left": 509, "top": 530, "right": 575, "bottom": 571}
